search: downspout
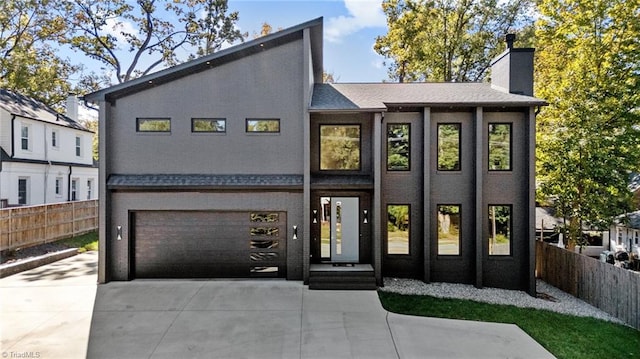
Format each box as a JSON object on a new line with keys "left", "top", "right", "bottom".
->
{"left": 67, "top": 165, "right": 72, "bottom": 201}
{"left": 10, "top": 115, "right": 16, "bottom": 157}
{"left": 44, "top": 124, "right": 49, "bottom": 203}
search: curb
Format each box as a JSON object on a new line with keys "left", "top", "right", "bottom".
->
{"left": 0, "top": 248, "right": 79, "bottom": 278}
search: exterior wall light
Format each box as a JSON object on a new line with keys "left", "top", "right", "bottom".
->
{"left": 116, "top": 225, "right": 122, "bottom": 240}
{"left": 293, "top": 225, "right": 298, "bottom": 240}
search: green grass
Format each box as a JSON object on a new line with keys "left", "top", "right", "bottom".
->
{"left": 378, "top": 291, "right": 640, "bottom": 359}
{"left": 58, "top": 231, "right": 98, "bottom": 252}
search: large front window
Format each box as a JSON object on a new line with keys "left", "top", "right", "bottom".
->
{"left": 320, "top": 125, "right": 361, "bottom": 170}
{"left": 387, "top": 123, "right": 410, "bottom": 171}
{"left": 387, "top": 204, "right": 409, "bottom": 255}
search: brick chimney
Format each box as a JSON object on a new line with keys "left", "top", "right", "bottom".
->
{"left": 490, "top": 34, "right": 535, "bottom": 97}
{"left": 66, "top": 93, "right": 79, "bottom": 121}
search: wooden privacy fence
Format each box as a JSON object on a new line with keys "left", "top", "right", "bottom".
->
{"left": 536, "top": 240, "right": 640, "bottom": 330}
{"left": 0, "top": 200, "right": 98, "bottom": 252}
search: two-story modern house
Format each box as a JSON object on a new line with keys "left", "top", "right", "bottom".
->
{"left": 0, "top": 90, "right": 98, "bottom": 207}
{"left": 85, "top": 18, "right": 545, "bottom": 294}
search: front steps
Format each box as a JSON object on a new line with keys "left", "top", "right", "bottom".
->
{"left": 308, "top": 264, "right": 377, "bottom": 290}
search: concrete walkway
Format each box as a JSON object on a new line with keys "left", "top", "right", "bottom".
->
{"left": 0, "top": 253, "right": 555, "bottom": 359}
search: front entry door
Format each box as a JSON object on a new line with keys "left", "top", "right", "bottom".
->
{"left": 321, "top": 196, "right": 359, "bottom": 263}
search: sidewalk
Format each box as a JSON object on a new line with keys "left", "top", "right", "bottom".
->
{"left": 0, "top": 253, "right": 555, "bottom": 358}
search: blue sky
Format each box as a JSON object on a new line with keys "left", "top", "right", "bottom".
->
{"left": 227, "top": 0, "right": 389, "bottom": 82}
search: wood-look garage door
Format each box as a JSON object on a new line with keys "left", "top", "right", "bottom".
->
{"left": 133, "top": 211, "right": 286, "bottom": 278}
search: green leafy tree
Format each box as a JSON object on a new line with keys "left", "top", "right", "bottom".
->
{"left": 535, "top": 0, "right": 640, "bottom": 247}
{"left": 374, "top": 0, "right": 535, "bottom": 82}
{"left": 0, "top": 0, "right": 79, "bottom": 108}
{"left": 62, "top": 0, "right": 245, "bottom": 85}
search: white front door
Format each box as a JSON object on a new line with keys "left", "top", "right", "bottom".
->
{"left": 325, "top": 197, "right": 359, "bottom": 263}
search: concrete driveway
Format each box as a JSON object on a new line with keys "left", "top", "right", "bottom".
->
{"left": 1, "top": 253, "right": 554, "bottom": 359}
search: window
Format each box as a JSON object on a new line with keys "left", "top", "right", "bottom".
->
{"left": 437, "top": 123, "right": 461, "bottom": 171}
{"left": 387, "top": 123, "right": 410, "bottom": 171}
{"left": 387, "top": 205, "right": 409, "bottom": 255}
{"left": 488, "top": 205, "right": 511, "bottom": 255}
{"left": 192, "top": 118, "right": 226, "bottom": 133}
{"left": 55, "top": 178, "right": 63, "bottom": 196}
{"left": 488, "top": 123, "right": 512, "bottom": 171}
{"left": 21, "top": 125, "right": 29, "bottom": 150}
{"left": 71, "top": 179, "right": 78, "bottom": 201}
{"left": 51, "top": 131, "right": 58, "bottom": 148}
{"left": 246, "top": 119, "right": 280, "bottom": 133}
{"left": 438, "top": 205, "right": 460, "bottom": 255}
{"left": 75, "top": 136, "right": 81, "bottom": 157}
{"left": 137, "top": 118, "right": 171, "bottom": 132}
{"left": 320, "top": 125, "right": 361, "bottom": 170}
{"left": 18, "top": 178, "right": 28, "bottom": 205}
{"left": 87, "top": 180, "right": 93, "bottom": 200}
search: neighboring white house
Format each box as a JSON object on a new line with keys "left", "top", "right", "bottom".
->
{"left": 0, "top": 89, "right": 98, "bottom": 207}
{"left": 611, "top": 210, "right": 640, "bottom": 256}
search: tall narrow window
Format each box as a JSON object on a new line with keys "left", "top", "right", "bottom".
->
{"left": 320, "top": 125, "right": 361, "bottom": 170}
{"left": 51, "top": 131, "right": 58, "bottom": 148}
{"left": 87, "top": 180, "right": 93, "bottom": 200}
{"left": 18, "top": 178, "right": 28, "bottom": 205}
{"left": 246, "top": 119, "right": 280, "bottom": 133}
{"left": 192, "top": 118, "right": 226, "bottom": 133}
{"left": 21, "top": 125, "right": 29, "bottom": 150}
{"left": 75, "top": 136, "right": 81, "bottom": 157}
{"left": 387, "top": 205, "right": 409, "bottom": 255}
{"left": 55, "top": 178, "right": 63, "bottom": 196}
{"left": 437, "top": 123, "right": 460, "bottom": 171}
{"left": 488, "top": 205, "right": 511, "bottom": 255}
{"left": 387, "top": 123, "right": 410, "bottom": 171}
{"left": 71, "top": 179, "right": 78, "bottom": 201}
{"left": 438, "top": 205, "right": 460, "bottom": 255}
{"left": 137, "top": 118, "right": 171, "bottom": 132}
{"left": 488, "top": 123, "right": 512, "bottom": 170}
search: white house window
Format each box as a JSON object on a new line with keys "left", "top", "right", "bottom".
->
{"left": 18, "top": 178, "right": 28, "bottom": 205}
{"left": 52, "top": 131, "right": 59, "bottom": 148}
{"left": 71, "top": 179, "right": 78, "bottom": 201}
{"left": 87, "top": 180, "right": 93, "bottom": 200}
{"left": 75, "top": 136, "right": 82, "bottom": 157}
{"left": 21, "top": 125, "right": 29, "bottom": 150}
{"left": 55, "top": 177, "right": 63, "bottom": 196}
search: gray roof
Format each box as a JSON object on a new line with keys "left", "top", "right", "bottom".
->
{"left": 629, "top": 173, "right": 640, "bottom": 193}
{"left": 310, "top": 83, "right": 547, "bottom": 111}
{"left": 616, "top": 210, "right": 640, "bottom": 230}
{"left": 0, "top": 89, "right": 91, "bottom": 132}
{"left": 107, "top": 174, "right": 303, "bottom": 190}
{"left": 536, "top": 207, "right": 564, "bottom": 230}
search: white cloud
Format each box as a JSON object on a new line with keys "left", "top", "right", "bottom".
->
{"left": 325, "top": 0, "right": 386, "bottom": 43}
{"left": 105, "top": 18, "right": 138, "bottom": 46}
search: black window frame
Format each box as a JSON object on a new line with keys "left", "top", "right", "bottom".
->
{"left": 488, "top": 123, "right": 512, "bottom": 171}
{"left": 488, "top": 204, "right": 513, "bottom": 256}
{"left": 319, "top": 124, "right": 362, "bottom": 171}
{"left": 437, "top": 123, "right": 461, "bottom": 171}
{"left": 386, "top": 123, "right": 411, "bottom": 171}
{"left": 386, "top": 203, "right": 411, "bottom": 256}
{"left": 136, "top": 118, "right": 172, "bottom": 133}
{"left": 245, "top": 119, "right": 280, "bottom": 133}
{"left": 437, "top": 204, "right": 462, "bottom": 256}
{"left": 18, "top": 178, "right": 27, "bottom": 205}
{"left": 191, "top": 118, "right": 227, "bottom": 133}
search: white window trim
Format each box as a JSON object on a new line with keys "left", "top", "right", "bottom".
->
{"left": 51, "top": 130, "right": 59, "bottom": 149}
{"left": 55, "top": 177, "right": 63, "bottom": 197}
{"left": 20, "top": 124, "right": 30, "bottom": 151}
{"left": 75, "top": 136, "right": 82, "bottom": 157}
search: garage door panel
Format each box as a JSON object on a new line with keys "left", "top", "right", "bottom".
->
{"left": 133, "top": 211, "right": 286, "bottom": 278}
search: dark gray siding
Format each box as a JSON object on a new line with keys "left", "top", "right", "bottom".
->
{"left": 106, "top": 39, "right": 305, "bottom": 175}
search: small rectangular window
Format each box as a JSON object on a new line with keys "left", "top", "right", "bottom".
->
{"left": 488, "top": 123, "right": 512, "bottom": 171}
{"left": 387, "top": 205, "right": 409, "bottom": 255}
{"left": 55, "top": 178, "right": 63, "bottom": 195}
{"left": 137, "top": 118, "right": 171, "bottom": 132}
{"left": 246, "top": 119, "right": 280, "bottom": 133}
{"left": 438, "top": 205, "right": 460, "bottom": 255}
{"left": 387, "top": 123, "right": 410, "bottom": 171}
{"left": 192, "top": 118, "right": 226, "bottom": 133}
{"left": 75, "top": 136, "right": 81, "bottom": 157}
{"left": 320, "top": 125, "right": 361, "bottom": 170}
{"left": 51, "top": 131, "right": 58, "bottom": 148}
{"left": 18, "top": 178, "right": 28, "bottom": 205}
{"left": 488, "top": 205, "right": 512, "bottom": 256}
{"left": 437, "top": 123, "right": 461, "bottom": 171}
{"left": 87, "top": 180, "right": 92, "bottom": 200}
{"left": 21, "top": 125, "right": 29, "bottom": 150}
